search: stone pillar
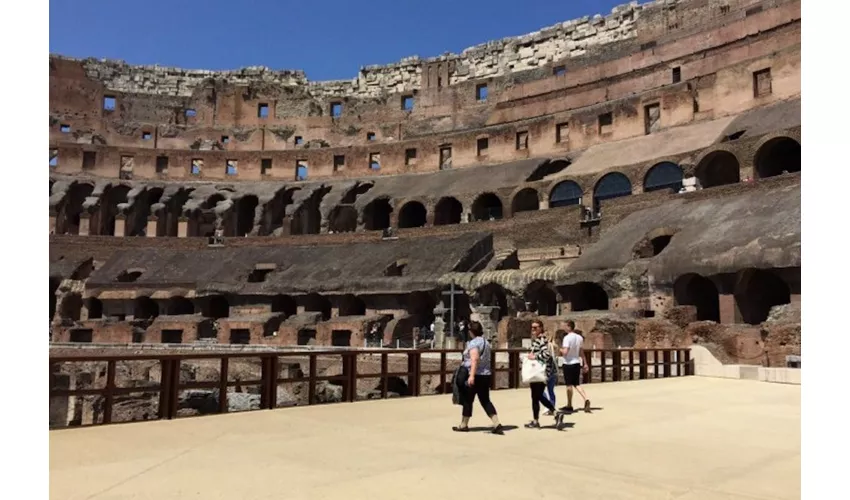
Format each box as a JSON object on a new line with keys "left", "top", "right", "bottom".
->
{"left": 78, "top": 213, "right": 91, "bottom": 236}
{"left": 472, "top": 305, "right": 500, "bottom": 340}
{"left": 49, "top": 210, "right": 57, "bottom": 234}
{"left": 114, "top": 214, "right": 126, "bottom": 237}
{"left": 177, "top": 217, "right": 189, "bottom": 238}
{"left": 461, "top": 211, "right": 471, "bottom": 224}
{"left": 433, "top": 306, "right": 447, "bottom": 348}
{"left": 146, "top": 216, "right": 158, "bottom": 238}
{"left": 539, "top": 199, "right": 550, "bottom": 210}
{"left": 718, "top": 294, "right": 740, "bottom": 324}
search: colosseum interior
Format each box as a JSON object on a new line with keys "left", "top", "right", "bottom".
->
{"left": 48, "top": 0, "right": 801, "bottom": 367}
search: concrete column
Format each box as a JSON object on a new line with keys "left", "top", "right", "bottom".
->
{"left": 433, "top": 307, "right": 447, "bottom": 347}
{"left": 78, "top": 213, "right": 91, "bottom": 236}
{"left": 719, "top": 294, "right": 740, "bottom": 324}
{"left": 177, "top": 217, "right": 189, "bottom": 238}
{"left": 146, "top": 216, "right": 158, "bottom": 237}
{"left": 113, "top": 214, "right": 126, "bottom": 237}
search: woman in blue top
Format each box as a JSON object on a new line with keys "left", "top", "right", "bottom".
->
{"left": 453, "top": 320, "right": 504, "bottom": 434}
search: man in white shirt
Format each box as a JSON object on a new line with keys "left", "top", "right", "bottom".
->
{"left": 560, "top": 320, "right": 591, "bottom": 413}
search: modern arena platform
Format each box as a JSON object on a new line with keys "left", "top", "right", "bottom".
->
{"left": 49, "top": 376, "right": 800, "bottom": 500}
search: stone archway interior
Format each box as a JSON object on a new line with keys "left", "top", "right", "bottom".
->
{"left": 549, "top": 180, "right": 582, "bottom": 208}
{"left": 364, "top": 198, "right": 392, "bottom": 230}
{"left": 398, "top": 202, "right": 427, "bottom": 228}
{"left": 471, "top": 193, "right": 503, "bottom": 221}
{"left": 755, "top": 138, "right": 801, "bottom": 179}
{"left": 434, "top": 197, "right": 462, "bottom": 225}
{"left": 736, "top": 269, "right": 791, "bottom": 325}
{"left": 569, "top": 282, "right": 609, "bottom": 311}
{"left": 696, "top": 151, "right": 740, "bottom": 188}
{"left": 673, "top": 274, "right": 720, "bottom": 322}
{"left": 644, "top": 162, "right": 684, "bottom": 193}
{"left": 512, "top": 188, "right": 540, "bottom": 213}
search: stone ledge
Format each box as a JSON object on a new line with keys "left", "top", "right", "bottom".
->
{"left": 693, "top": 363, "right": 800, "bottom": 385}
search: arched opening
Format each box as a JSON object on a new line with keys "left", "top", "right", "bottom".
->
{"left": 471, "top": 193, "right": 503, "bottom": 221}
{"left": 475, "top": 283, "right": 509, "bottom": 321}
{"left": 338, "top": 294, "right": 366, "bottom": 316}
{"left": 133, "top": 297, "right": 159, "bottom": 320}
{"left": 328, "top": 206, "right": 358, "bottom": 233}
{"left": 633, "top": 230, "right": 676, "bottom": 258}
{"left": 86, "top": 298, "right": 103, "bottom": 319}
{"left": 99, "top": 185, "right": 131, "bottom": 236}
{"left": 398, "top": 201, "right": 427, "bottom": 228}
{"left": 303, "top": 293, "right": 332, "bottom": 321}
{"left": 166, "top": 296, "right": 194, "bottom": 315}
{"left": 271, "top": 295, "right": 297, "bottom": 317}
{"left": 695, "top": 151, "right": 740, "bottom": 188}
{"left": 162, "top": 188, "right": 193, "bottom": 237}
{"left": 511, "top": 188, "right": 540, "bottom": 214}
{"left": 568, "top": 282, "right": 609, "bottom": 311}
{"left": 129, "top": 187, "right": 163, "bottom": 236}
{"left": 673, "top": 274, "right": 720, "bottom": 322}
{"left": 194, "top": 194, "right": 226, "bottom": 237}
{"left": 50, "top": 278, "right": 61, "bottom": 322}
{"left": 526, "top": 281, "right": 558, "bottom": 316}
{"left": 235, "top": 195, "right": 258, "bottom": 236}
{"left": 116, "top": 270, "right": 143, "bottom": 283}
{"left": 644, "top": 162, "right": 684, "bottom": 193}
{"left": 549, "top": 180, "right": 582, "bottom": 208}
{"left": 526, "top": 159, "right": 571, "bottom": 182}
{"left": 434, "top": 197, "right": 463, "bottom": 225}
{"left": 754, "top": 137, "right": 801, "bottom": 179}
{"left": 259, "top": 187, "right": 296, "bottom": 236}
{"left": 406, "top": 291, "right": 436, "bottom": 328}
{"left": 439, "top": 284, "right": 471, "bottom": 323}
{"left": 203, "top": 295, "right": 230, "bottom": 319}
{"left": 364, "top": 198, "right": 392, "bottom": 231}
{"left": 736, "top": 269, "right": 791, "bottom": 325}
{"left": 61, "top": 294, "right": 83, "bottom": 321}
{"left": 58, "top": 183, "right": 94, "bottom": 235}
{"left": 593, "top": 173, "right": 632, "bottom": 213}
{"left": 290, "top": 186, "right": 330, "bottom": 235}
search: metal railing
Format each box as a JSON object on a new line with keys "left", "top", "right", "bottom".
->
{"left": 49, "top": 347, "right": 691, "bottom": 429}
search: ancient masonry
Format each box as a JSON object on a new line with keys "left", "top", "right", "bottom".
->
{"left": 57, "top": 0, "right": 652, "bottom": 100}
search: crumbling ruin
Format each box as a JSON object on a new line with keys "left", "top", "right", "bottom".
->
{"left": 50, "top": 0, "right": 801, "bottom": 371}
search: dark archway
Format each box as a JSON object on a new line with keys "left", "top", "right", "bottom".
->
{"left": 475, "top": 283, "right": 509, "bottom": 321}
{"left": 673, "top": 274, "right": 720, "bottom": 322}
{"left": 434, "top": 197, "right": 463, "bottom": 225}
{"left": 204, "top": 296, "right": 230, "bottom": 319}
{"left": 695, "top": 151, "right": 740, "bottom": 188}
{"left": 568, "top": 282, "right": 609, "bottom": 311}
{"left": 406, "top": 291, "right": 436, "bottom": 326}
{"left": 271, "top": 295, "right": 298, "bottom": 317}
{"left": 549, "top": 180, "right": 583, "bottom": 208}
{"left": 290, "top": 187, "right": 330, "bottom": 235}
{"left": 511, "top": 188, "right": 540, "bottom": 214}
{"left": 133, "top": 297, "right": 159, "bottom": 320}
{"left": 162, "top": 188, "right": 193, "bottom": 237}
{"left": 235, "top": 195, "right": 258, "bottom": 236}
{"left": 644, "top": 162, "right": 684, "bottom": 193}
{"left": 398, "top": 201, "right": 427, "bottom": 228}
{"left": 166, "top": 296, "right": 194, "bottom": 315}
{"left": 50, "top": 278, "right": 61, "bottom": 322}
{"left": 58, "top": 182, "right": 94, "bottom": 235}
{"left": 99, "top": 185, "right": 132, "bottom": 236}
{"left": 364, "top": 198, "right": 392, "bottom": 231}
{"left": 593, "top": 173, "right": 632, "bottom": 212}
{"left": 754, "top": 137, "right": 801, "bottom": 179}
{"left": 61, "top": 294, "right": 83, "bottom": 321}
{"left": 526, "top": 281, "right": 558, "bottom": 316}
{"left": 86, "top": 298, "right": 103, "bottom": 319}
{"left": 471, "top": 193, "right": 503, "bottom": 221}
{"left": 736, "top": 269, "right": 791, "bottom": 325}
{"left": 339, "top": 294, "right": 366, "bottom": 316}
{"left": 259, "top": 187, "right": 296, "bottom": 236}
{"left": 129, "top": 187, "right": 163, "bottom": 237}
{"left": 328, "top": 205, "right": 358, "bottom": 233}
{"left": 303, "top": 293, "right": 331, "bottom": 321}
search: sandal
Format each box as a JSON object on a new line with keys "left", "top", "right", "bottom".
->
{"left": 452, "top": 426, "right": 469, "bottom": 432}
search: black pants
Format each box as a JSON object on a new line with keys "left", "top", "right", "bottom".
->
{"left": 530, "top": 381, "right": 555, "bottom": 420}
{"left": 462, "top": 375, "right": 497, "bottom": 418}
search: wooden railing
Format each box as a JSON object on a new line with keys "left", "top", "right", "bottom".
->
{"left": 49, "top": 347, "right": 691, "bottom": 429}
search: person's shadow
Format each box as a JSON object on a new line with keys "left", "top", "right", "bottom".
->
{"left": 465, "top": 425, "right": 519, "bottom": 433}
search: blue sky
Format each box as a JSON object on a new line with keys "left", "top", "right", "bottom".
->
{"left": 49, "top": 0, "right": 627, "bottom": 81}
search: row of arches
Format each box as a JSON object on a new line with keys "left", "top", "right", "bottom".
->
{"left": 51, "top": 137, "right": 800, "bottom": 237}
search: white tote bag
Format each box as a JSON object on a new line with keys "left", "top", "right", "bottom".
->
{"left": 521, "top": 358, "right": 548, "bottom": 384}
